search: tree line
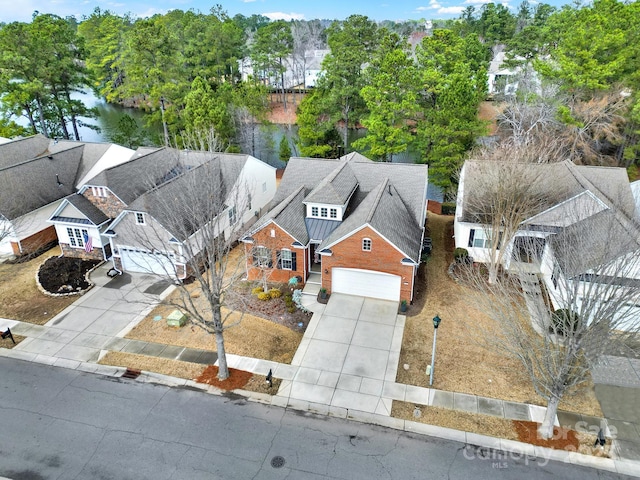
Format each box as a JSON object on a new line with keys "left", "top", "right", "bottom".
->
{"left": 0, "top": 1, "right": 638, "bottom": 189}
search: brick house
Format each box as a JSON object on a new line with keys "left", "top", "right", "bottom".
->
{"left": 50, "top": 147, "right": 276, "bottom": 279}
{"left": 0, "top": 134, "right": 134, "bottom": 257}
{"left": 242, "top": 153, "right": 428, "bottom": 303}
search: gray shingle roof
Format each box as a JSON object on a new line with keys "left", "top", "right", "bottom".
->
{"left": 86, "top": 148, "right": 181, "bottom": 204}
{"left": 63, "top": 194, "right": 110, "bottom": 225}
{"left": 0, "top": 134, "right": 49, "bottom": 169}
{"left": 305, "top": 162, "right": 358, "bottom": 205}
{"left": 0, "top": 148, "right": 81, "bottom": 220}
{"left": 48, "top": 140, "right": 111, "bottom": 188}
{"left": 126, "top": 153, "right": 248, "bottom": 239}
{"left": 320, "top": 180, "right": 423, "bottom": 262}
{"left": 250, "top": 186, "right": 309, "bottom": 244}
{"left": 259, "top": 156, "right": 428, "bottom": 261}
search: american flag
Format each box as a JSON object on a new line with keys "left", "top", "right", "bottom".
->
{"left": 83, "top": 232, "right": 92, "bottom": 253}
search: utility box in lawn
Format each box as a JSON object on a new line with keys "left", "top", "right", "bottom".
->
{"left": 167, "top": 310, "right": 187, "bottom": 327}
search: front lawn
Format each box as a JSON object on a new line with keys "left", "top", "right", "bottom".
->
{"left": 0, "top": 246, "right": 79, "bottom": 325}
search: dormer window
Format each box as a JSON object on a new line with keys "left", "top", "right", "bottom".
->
{"left": 362, "top": 238, "right": 372, "bottom": 251}
{"left": 330, "top": 208, "right": 337, "bottom": 219}
{"left": 311, "top": 206, "right": 318, "bottom": 217}
{"left": 320, "top": 207, "right": 328, "bottom": 218}
{"left": 135, "top": 212, "right": 146, "bottom": 225}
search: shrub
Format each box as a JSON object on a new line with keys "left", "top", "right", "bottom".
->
{"left": 550, "top": 309, "right": 580, "bottom": 336}
{"left": 269, "top": 288, "right": 282, "bottom": 299}
{"left": 257, "top": 292, "right": 271, "bottom": 301}
{"left": 251, "top": 286, "right": 264, "bottom": 295}
{"left": 454, "top": 248, "right": 470, "bottom": 263}
{"left": 441, "top": 202, "right": 456, "bottom": 215}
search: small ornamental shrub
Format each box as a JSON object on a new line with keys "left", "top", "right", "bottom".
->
{"left": 441, "top": 202, "right": 456, "bottom": 215}
{"left": 257, "top": 292, "right": 271, "bottom": 301}
{"left": 251, "top": 286, "right": 264, "bottom": 295}
{"left": 454, "top": 248, "right": 469, "bottom": 263}
{"left": 269, "top": 288, "right": 282, "bottom": 299}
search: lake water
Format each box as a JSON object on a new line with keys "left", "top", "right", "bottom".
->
{"left": 8, "top": 90, "right": 417, "bottom": 168}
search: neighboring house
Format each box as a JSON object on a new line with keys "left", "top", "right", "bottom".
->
{"left": 49, "top": 147, "right": 276, "bottom": 279}
{"left": 242, "top": 153, "right": 428, "bottom": 303}
{"left": 454, "top": 159, "right": 640, "bottom": 328}
{"left": 0, "top": 134, "right": 133, "bottom": 257}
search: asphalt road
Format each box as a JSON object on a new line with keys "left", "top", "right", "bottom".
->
{"left": 0, "top": 357, "right": 630, "bottom": 480}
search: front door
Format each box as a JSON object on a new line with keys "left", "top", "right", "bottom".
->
{"left": 309, "top": 243, "right": 321, "bottom": 272}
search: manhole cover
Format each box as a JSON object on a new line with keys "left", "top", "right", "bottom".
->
{"left": 270, "top": 456, "right": 285, "bottom": 468}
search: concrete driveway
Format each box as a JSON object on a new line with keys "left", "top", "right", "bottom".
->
{"left": 278, "top": 293, "right": 405, "bottom": 415}
{"left": 11, "top": 264, "right": 172, "bottom": 363}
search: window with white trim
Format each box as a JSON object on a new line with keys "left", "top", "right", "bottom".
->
{"left": 311, "top": 206, "right": 318, "bottom": 217}
{"left": 468, "top": 228, "right": 490, "bottom": 248}
{"left": 362, "top": 238, "right": 372, "bottom": 251}
{"left": 281, "top": 249, "right": 293, "bottom": 270}
{"left": 135, "top": 212, "right": 145, "bottom": 225}
{"left": 67, "top": 227, "right": 88, "bottom": 248}
{"left": 228, "top": 206, "right": 237, "bottom": 225}
{"left": 254, "top": 246, "right": 271, "bottom": 267}
{"left": 320, "top": 207, "right": 328, "bottom": 218}
{"left": 330, "top": 208, "right": 337, "bottom": 219}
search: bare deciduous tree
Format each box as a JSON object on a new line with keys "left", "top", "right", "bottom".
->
{"left": 459, "top": 156, "right": 569, "bottom": 284}
{"left": 123, "top": 130, "right": 252, "bottom": 380}
{"left": 459, "top": 200, "right": 640, "bottom": 439}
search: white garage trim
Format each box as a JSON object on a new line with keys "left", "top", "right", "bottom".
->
{"left": 332, "top": 268, "right": 401, "bottom": 302}
{"left": 120, "top": 248, "right": 176, "bottom": 277}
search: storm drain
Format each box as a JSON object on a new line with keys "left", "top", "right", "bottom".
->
{"left": 270, "top": 456, "right": 285, "bottom": 468}
{"left": 122, "top": 368, "right": 142, "bottom": 380}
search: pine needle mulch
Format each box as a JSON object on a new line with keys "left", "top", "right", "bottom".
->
{"left": 396, "top": 213, "right": 602, "bottom": 417}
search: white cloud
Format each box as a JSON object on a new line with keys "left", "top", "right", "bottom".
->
{"left": 464, "top": 0, "right": 492, "bottom": 4}
{"left": 438, "top": 6, "right": 465, "bottom": 14}
{"left": 242, "top": 0, "right": 257, "bottom": 3}
{"left": 263, "top": 11, "right": 305, "bottom": 21}
{"left": 415, "top": 0, "right": 441, "bottom": 12}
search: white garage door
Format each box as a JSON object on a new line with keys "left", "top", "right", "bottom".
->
{"left": 332, "top": 268, "right": 401, "bottom": 302}
{"left": 120, "top": 248, "right": 174, "bottom": 276}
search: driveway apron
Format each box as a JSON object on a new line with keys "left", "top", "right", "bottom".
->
{"left": 12, "top": 265, "right": 171, "bottom": 364}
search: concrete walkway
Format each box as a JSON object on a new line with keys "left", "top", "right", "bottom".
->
{"left": 1, "top": 266, "right": 639, "bottom": 477}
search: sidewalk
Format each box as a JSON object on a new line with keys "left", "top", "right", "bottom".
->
{"left": 1, "top": 268, "right": 639, "bottom": 477}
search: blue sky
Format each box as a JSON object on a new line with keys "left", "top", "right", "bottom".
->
{"left": 0, "top": 0, "right": 574, "bottom": 23}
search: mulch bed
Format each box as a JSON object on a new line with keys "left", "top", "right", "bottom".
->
{"left": 196, "top": 366, "right": 253, "bottom": 390}
{"left": 38, "top": 256, "right": 100, "bottom": 294}
{"left": 513, "top": 420, "right": 579, "bottom": 451}
{"left": 227, "top": 283, "right": 312, "bottom": 332}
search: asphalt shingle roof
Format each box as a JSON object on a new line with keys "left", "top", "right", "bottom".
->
{"left": 0, "top": 148, "right": 81, "bottom": 219}
{"left": 0, "top": 134, "right": 49, "bottom": 169}
{"left": 259, "top": 155, "right": 428, "bottom": 262}
{"left": 305, "top": 162, "right": 358, "bottom": 205}
{"left": 63, "top": 194, "right": 110, "bottom": 225}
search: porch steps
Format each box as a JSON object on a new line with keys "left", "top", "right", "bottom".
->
{"left": 302, "top": 272, "right": 322, "bottom": 298}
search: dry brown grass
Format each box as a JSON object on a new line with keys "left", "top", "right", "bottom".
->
{"left": 0, "top": 333, "right": 25, "bottom": 349}
{"left": 393, "top": 400, "right": 518, "bottom": 440}
{"left": 0, "top": 246, "right": 78, "bottom": 325}
{"left": 397, "top": 213, "right": 602, "bottom": 417}
{"left": 99, "top": 351, "right": 205, "bottom": 379}
{"left": 127, "top": 279, "right": 303, "bottom": 364}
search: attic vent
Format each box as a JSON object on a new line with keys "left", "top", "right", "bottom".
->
{"left": 47, "top": 155, "right": 54, "bottom": 160}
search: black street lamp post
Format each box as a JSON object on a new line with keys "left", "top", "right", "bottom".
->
{"left": 429, "top": 315, "right": 441, "bottom": 386}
